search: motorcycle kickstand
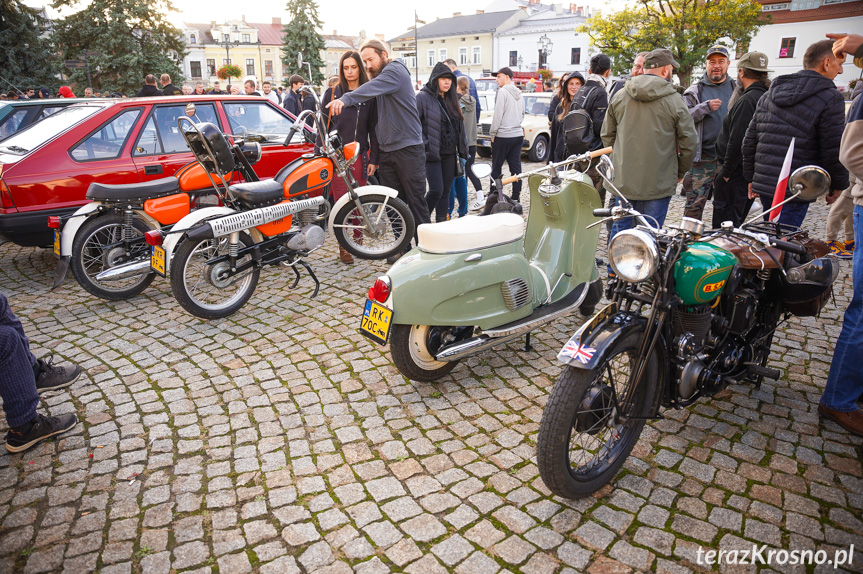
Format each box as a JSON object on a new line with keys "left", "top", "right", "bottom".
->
{"left": 288, "top": 264, "right": 302, "bottom": 289}
{"left": 522, "top": 332, "right": 534, "bottom": 352}
{"left": 297, "top": 260, "right": 320, "bottom": 298}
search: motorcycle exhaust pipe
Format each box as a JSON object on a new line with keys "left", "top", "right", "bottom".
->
{"left": 434, "top": 331, "right": 524, "bottom": 362}
{"left": 95, "top": 259, "right": 151, "bottom": 282}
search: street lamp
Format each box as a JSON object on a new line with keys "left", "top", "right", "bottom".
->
{"left": 414, "top": 11, "right": 425, "bottom": 86}
{"left": 517, "top": 55, "right": 523, "bottom": 71}
{"left": 218, "top": 32, "right": 240, "bottom": 86}
{"left": 537, "top": 34, "right": 553, "bottom": 69}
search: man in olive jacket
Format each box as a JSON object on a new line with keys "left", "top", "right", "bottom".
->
{"left": 602, "top": 48, "right": 697, "bottom": 239}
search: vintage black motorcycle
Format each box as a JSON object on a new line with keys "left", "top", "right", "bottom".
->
{"left": 537, "top": 157, "right": 840, "bottom": 498}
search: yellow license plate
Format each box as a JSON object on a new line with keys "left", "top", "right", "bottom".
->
{"left": 360, "top": 299, "right": 392, "bottom": 345}
{"left": 150, "top": 245, "right": 166, "bottom": 276}
{"left": 53, "top": 230, "right": 60, "bottom": 256}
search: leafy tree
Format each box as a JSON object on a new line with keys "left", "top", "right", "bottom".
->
{"left": 51, "top": 0, "right": 187, "bottom": 95}
{"left": 581, "top": 0, "right": 767, "bottom": 86}
{"left": 0, "top": 1, "right": 57, "bottom": 90}
{"left": 280, "top": 0, "right": 326, "bottom": 86}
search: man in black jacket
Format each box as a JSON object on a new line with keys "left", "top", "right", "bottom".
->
{"left": 713, "top": 52, "right": 771, "bottom": 228}
{"left": 136, "top": 75, "right": 163, "bottom": 97}
{"left": 283, "top": 75, "right": 315, "bottom": 125}
{"left": 576, "top": 54, "right": 611, "bottom": 202}
{"left": 159, "top": 74, "right": 182, "bottom": 96}
{"left": 742, "top": 39, "right": 849, "bottom": 227}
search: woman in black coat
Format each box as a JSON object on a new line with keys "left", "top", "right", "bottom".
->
{"left": 548, "top": 72, "right": 583, "bottom": 164}
{"left": 416, "top": 62, "right": 468, "bottom": 222}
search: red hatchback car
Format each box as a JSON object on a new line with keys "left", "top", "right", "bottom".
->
{"left": 0, "top": 95, "right": 314, "bottom": 247}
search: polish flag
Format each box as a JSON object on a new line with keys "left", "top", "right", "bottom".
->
{"left": 769, "top": 138, "right": 796, "bottom": 222}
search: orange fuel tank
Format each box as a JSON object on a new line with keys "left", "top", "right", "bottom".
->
{"left": 275, "top": 156, "right": 334, "bottom": 199}
{"left": 176, "top": 161, "right": 234, "bottom": 191}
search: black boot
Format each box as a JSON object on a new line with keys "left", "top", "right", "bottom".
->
{"left": 6, "top": 413, "right": 78, "bottom": 453}
{"left": 34, "top": 356, "right": 81, "bottom": 393}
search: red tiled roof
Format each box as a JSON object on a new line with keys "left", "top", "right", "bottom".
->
{"left": 247, "top": 21, "right": 285, "bottom": 46}
{"left": 758, "top": 1, "right": 863, "bottom": 24}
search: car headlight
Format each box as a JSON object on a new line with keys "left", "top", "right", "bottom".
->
{"left": 609, "top": 229, "right": 658, "bottom": 282}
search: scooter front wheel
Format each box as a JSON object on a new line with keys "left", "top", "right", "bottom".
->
{"left": 70, "top": 213, "right": 155, "bottom": 300}
{"left": 332, "top": 194, "right": 415, "bottom": 260}
{"left": 169, "top": 232, "right": 260, "bottom": 320}
{"left": 390, "top": 324, "right": 459, "bottom": 382}
{"left": 536, "top": 330, "right": 658, "bottom": 498}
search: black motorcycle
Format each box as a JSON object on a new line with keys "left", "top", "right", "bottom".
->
{"left": 537, "top": 158, "right": 840, "bottom": 498}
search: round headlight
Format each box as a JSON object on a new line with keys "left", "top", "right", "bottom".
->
{"left": 609, "top": 229, "right": 658, "bottom": 282}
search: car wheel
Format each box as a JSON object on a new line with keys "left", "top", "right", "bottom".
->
{"left": 529, "top": 135, "right": 549, "bottom": 163}
{"left": 476, "top": 147, "right": 492, "bottom": 158}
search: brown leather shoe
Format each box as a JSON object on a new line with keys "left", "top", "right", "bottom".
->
{"left": 339, "top": 246, "right": 354, "bottom": 265}
{"left": 818, "top": 404, "right": 863, "bottom": 437}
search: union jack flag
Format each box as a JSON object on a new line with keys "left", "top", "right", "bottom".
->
{"left": 560, "top": 339, "right": 596, "bottom": 364}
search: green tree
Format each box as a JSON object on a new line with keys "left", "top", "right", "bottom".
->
{"left": 581, "top": 0, "right": 767, "bottom": 86}
{"left": 280, "top": 0, "right": 326, "bottom": 86}
{"left": 0, "top": 1, "right": 57, "bottom": 89}
{"left": 51, "top": 0, "right": 186, "bottom": 95}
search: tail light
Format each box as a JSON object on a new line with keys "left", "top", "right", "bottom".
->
{"left": 343, "top": 141, "right": 360, "bottom": 165}
{"left": 144, "top": 229, "right": 163, "bottom": 246}
{"left": 0, "top": 178, "right": 13, "bottom": 210}
{"left": 368, "top": 277, "right": 391, "bottom": 303}
{"left": 47, "top": 216, "right": 61, "bottom": 229}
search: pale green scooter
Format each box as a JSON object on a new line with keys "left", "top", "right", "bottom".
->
{"left": 359, "top": 148, "right": 611, "bottom": 382}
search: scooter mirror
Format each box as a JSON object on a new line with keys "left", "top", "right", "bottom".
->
{"left": 472, "top": 163, "right": 492, "bottom": 179}
{"left": 185, "top": 102, "right": 196, "bottom": 118}
{"left": 597, "top": 154, "right": 615, "bottom": 182}
{"left": 789, "top": 165, "right": 831, "bottom": 201}
{"left": 297, "top": 51, "right": 304, "bottom": 69}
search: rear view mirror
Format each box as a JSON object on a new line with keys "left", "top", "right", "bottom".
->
{"left": 185, "top": 103, "right": 196, "bottom": 117}
{"left": 597, "top": 154, "right": 615, "bottom": 182}
{"left": 472, "top": 163, "right": 492, "bottom": 178}
{"left": 789, "top": 165, "right": 831, "bottom": 201}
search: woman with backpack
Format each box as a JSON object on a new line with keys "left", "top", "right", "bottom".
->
{"left": 416, "top": 62, "right": 468, "bottom": 222}
{"left": 550, "top": 73, "right": 584, "bottom": 163}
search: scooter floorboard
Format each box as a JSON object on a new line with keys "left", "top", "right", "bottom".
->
{"left": 484, "top": 281, "right": 592, "bottom": 337}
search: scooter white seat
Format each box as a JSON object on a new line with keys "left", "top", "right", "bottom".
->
{"left": 417, "top": 214, "right": 524, "bottom": 254}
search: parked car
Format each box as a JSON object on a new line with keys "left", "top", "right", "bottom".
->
{"left": 476, "top": 92, "right": 552, "bottom": 162}
{"left": 0, "top": 98, "right": 77, "bottom": 142}
{"left": 0, "top": 95, "right": 314, "bottom": 247}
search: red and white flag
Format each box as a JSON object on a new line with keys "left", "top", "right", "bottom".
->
{"left": 769, "top": 137, "right": 796, "bottom": 222}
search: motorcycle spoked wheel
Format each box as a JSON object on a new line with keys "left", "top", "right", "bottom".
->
{"left": 537, "top": 330, "right": 658, "bottom": 499}
{"left": 390, "top": 324, "right": 459, "bottom": 382}
{"left": 332, "top": 194, "right": 415, "bottom": 260}
{"left": 70, "top": 213, "right": 155, "bottom": 300}
{"left": 169, "top": 232, "right": 260, "bottom": 320}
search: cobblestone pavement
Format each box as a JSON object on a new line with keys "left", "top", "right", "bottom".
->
{"left": 0, "top": 159, "right": 861, "bottom": 574}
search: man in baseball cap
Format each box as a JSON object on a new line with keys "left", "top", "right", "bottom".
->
{"left": 712, "top": 51, "right": 772, "bottom": 228}
{"left": 682, "top": 44, "right": 736, "bottom": 220}
{"left": 643, "top": 48, "right": 679, "bottom": 70}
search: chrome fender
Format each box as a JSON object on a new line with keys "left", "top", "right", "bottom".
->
{"left": 160, "top": 207, "right": 263, "bottom": 272}
{"left": 327, "top": 185, "right": 399, "bottom": 231}
{"left": 58, "top": 202, "right": 100, "bottom": 257}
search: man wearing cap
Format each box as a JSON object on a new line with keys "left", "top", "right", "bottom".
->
{"left": 713, "top": 52, "right": 772, "bottom": 228}
{"left": 608, "top": 52, "right": 647, "bottom": 100}
{"left": 602, "top": 48, "right": 697, "bottom": 240}
{"left": 489, "top": 67, "right": 525, "bottom": 201}
{"left": 682, "top": 45, "right": 737, "bottom": 221}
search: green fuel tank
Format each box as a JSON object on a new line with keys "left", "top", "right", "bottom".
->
{"left": 673, "top": 242, "right": 737, "bottom": 306}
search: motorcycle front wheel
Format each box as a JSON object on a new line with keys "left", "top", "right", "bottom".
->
{"left": 390, "top": 324, "right": 459, "bottom": 382}
{"left": 70, "top": 213, "right": 155, "bottom": 300}
{"left": 169, "top": 232, "right": 260, "bottom": 320}
{"left": 537, "top": 330, "right": 658, "bottom": 499}
{"left": 332, "top": 194, "right": 415, "bottom": 260}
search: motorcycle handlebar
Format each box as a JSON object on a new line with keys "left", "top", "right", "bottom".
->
{"left": 770, "top": 238, "right": 808, "bottom": 256}
{"left": 593, "top": 208, "right": 612, "bottom": 218}
{"left": 499, "top": 147, "right": 613, "bottom": 185}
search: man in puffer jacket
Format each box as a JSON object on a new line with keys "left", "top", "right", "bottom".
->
{"left": 741, "top": 39, "right": 849, "bottom": 228}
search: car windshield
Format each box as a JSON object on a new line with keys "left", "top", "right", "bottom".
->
{"left": 0, "top": 105, "right": 104, "bottom": 155}
{"left": 523, "top": 96, "right": 550, "bottom": 116}
{"left": 223, "top": 102, "right": 308, "bottom": 144}
{"left": 476, "top": 79, "right": 498, "bottom": 92}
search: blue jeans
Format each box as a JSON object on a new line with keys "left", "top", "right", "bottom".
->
{"left": 609, "top": 196, "right": 672, "bottom": 239}
{"left": 448, "top": 158, "right": 468, "bottom": 218}
{"left": 0, "top": 293, "right": 40, "bottom": 428}
{"left": 759, "top": 194, "right": 809, "bottom": 229}
{"left": 822, "top": 205, "right": 863, "bottom": 412}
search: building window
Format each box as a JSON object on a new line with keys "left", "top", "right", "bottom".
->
{"left": 509, "top": 51, "right": 518, "bottom": 66}
{"left": 246, "top": 58, "right": 255, "bottom": 76}
{"left": 265, "top": 60, "right": 273, "bottom": 77}
{"left": 458, "top": 47, "right": 468, "bottom": 65}
{"left": 779, "top": 37, "right": 796, "bottom": 58}
{"left": 223, "top": 58, "right": 231, "bottom": 66}
{"left": 282, "top": 63, "right": 289, "bottom": 76}
{"left": 439, "top": 48, "right": 447, "bottom": 61}
{"left": 571, "top": 47, "right": 581, "bottom": 65}
{"left": 761, "top": 2, "right": 789, "bottom": 9}
{"left": 404, "top": 56, "right": 416, "bottom": 69}
{"left": 472, "top": 46, "right": 481, "bottom": 65}
{"left": 190, "top": 61, "right": 202, "bottom": 78}
{"left": 427, "top": 49, "right": 435, "bottom": 67}
{"left": 207, "top": 59, "right": 216, "bottom": 76}
{"left": 190, "top": 34, "right": 196, "bottom": 44}
{"left": 242, "top": 33, "right": 250, "bottom": 43}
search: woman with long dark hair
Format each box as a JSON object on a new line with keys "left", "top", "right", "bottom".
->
{"left": 416, "top": 62, "right": 468, "bottom": 222}
{"left": 552, "top": 72, "right": 585, "bottom": 162}
{"left": 322, "top": 51, "right": 379, "bottom": 264}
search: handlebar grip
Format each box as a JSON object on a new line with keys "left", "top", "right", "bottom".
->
{"left": 501, "top": 175, "right": 519, "bottom": 185}
{"left": 589, "top": 146, "right": 613, "bottom": 159}
{"left": 593, "top": 208, "right": 612, "bottom": 218}
{"left": 770, "top": 238, "right": 808, "bottom": 256}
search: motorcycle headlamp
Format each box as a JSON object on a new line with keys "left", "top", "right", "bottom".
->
{"left": 609, "top": 229, "right": 658, "bottom": 282}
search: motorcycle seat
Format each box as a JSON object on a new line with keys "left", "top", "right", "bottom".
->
{"left": 711, "top": 236, "right": 784, "bottom": 269}
{"left": 86, "top": 177, "right": 180, "bottom": 202}
{"left": 228, "top": 180, "right": 284, "bottom": 210}
{"left": 418, "top": 214, "right": 524, "bottom": 254}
